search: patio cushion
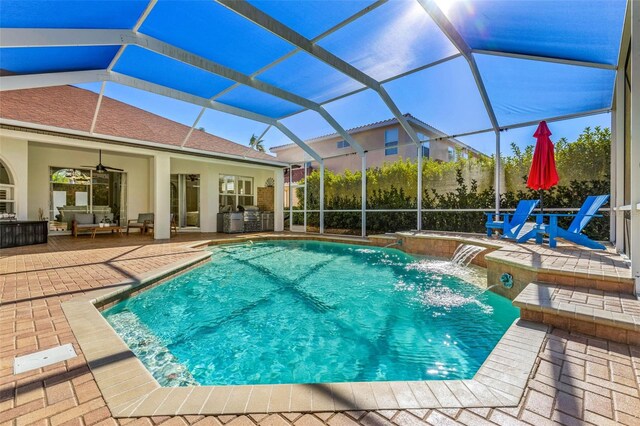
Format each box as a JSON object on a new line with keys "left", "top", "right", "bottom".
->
{"left": 76, "top": 224, "right": 96, "bottom": 229}
{"left": 74, "top": 213, "right": 95, "bottom": 225}
{"left": 137, "top": 213, "right": 154, "bottom": 223}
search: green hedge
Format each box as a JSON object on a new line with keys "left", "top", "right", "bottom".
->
{"left": 295, "top": 127, "right": 611, "bottom": 239}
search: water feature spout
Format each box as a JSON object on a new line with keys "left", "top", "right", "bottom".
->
{"left": 451, "top": 244, "right": 485, "bottom": 267}
{"left": 384, "top": 240, "right": 402, "bottom": 248}
{"left": 481, "top": 284, "right": 500, "bottom": 294}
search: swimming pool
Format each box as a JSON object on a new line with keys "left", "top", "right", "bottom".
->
{"left": 103, "top": 240, "right": 519, "bottom": 387}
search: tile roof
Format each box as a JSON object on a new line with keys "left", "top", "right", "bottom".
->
{"left": 270, "top": 113, "right": 483, "bottom": 156}
{"left": 0, "top": 84, "right": 277, "bottom": 162}
{"left": 270, "top": 113, "right": 451, "bottom": 151}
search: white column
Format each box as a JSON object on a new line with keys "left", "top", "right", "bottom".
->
{"left": 494, "top": 131, "right": 501, "bottom": 213}
{"left": 303, "top": 162, "right": 308, "bottom": 231}
{"left": 289, "top": 165, "right": 293, "bottom": 231}
{"left": 631, "top": 0, "right": 640, "bottom": 294}
{"left": 319, "top": 162, "right": 325, "bottom": 234}
{"left": 361, "top": 153, "right": 367, "bottom": 238}
{"left": 200, "top": 165, "right": 218, "bottom": 233}
{"left": 152, "top": 153, "right": 171, "bottom": 239}
{"left": 417, "top": 144, "right": 423, "bottom": 231}
{"left": 274, "top": 168, "right": 284, "bottom": 232}
{"left": 613, "top": 62, "right": 626, "bottom": 250}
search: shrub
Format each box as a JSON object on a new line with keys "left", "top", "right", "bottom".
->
{"left": 294, "top": 127, "right": 610, "bottom": 240}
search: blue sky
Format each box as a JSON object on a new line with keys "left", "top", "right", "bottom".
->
{"left": 75, "top": 71, "right": 611, "bottom": 160}
{"left": 70, "top": 0, "right": 621, "bottom": 160}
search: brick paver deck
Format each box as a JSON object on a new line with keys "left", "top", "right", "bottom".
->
{"left": 1, "top": 233, "right": 639, "bottom": 425}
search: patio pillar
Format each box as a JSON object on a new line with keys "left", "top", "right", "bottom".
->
{"left": 303, "top": 161, "right": 307, "bottom": 231}
{"left": 319, "top": 162, "right": 325, "bottom": 234}
{"left": 613, "top": 57, "right": 626, "bottom": 251}
{"left": 152, "top": 153, "right": 171, "bottom": 239}
{"left": 630, "top": 0, "right": 640, "bottom": 294}
{"left": 274, "top": 168, "right": 284, "bottom": 232}
{"left": 417, "top": 143, "right": 423, "bottom": 231}
{"left": 288, "top": 165, "right": 293, "bottom": 231}
{"left": 362, "top": 153, "right": 367, "bottom": 238}
{"left": 494, "top": 131, "right": 501, "bottom": 213}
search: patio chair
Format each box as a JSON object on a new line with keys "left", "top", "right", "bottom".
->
{"left": 127, "top": 213, "right": 154, "bottom": 234}
{"left": 144, "top": 214, "right": 178, "bottom": 236}
{"left": 518, "top": 195, "right": 610, "bottom": 249}
{"left": 485, "top": 199, "right": 540, "bottom": 240}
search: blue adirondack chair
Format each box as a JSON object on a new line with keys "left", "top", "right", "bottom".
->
{"left": 485, "top": 199, "right": 540, "bottom": 239}
{"left": 517, "top": 195, "right": 610, "bottom": 249}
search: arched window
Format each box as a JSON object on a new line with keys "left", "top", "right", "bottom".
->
{"left": 0, "top": 159, "right": 15, "bottom": 215}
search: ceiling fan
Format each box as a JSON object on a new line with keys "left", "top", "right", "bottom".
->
{"left": 82, "top": 150, "right": 124, "bottom": 173}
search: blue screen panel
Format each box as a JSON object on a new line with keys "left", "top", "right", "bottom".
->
{"left": 323, "top": 89, "right": 395, "bottom": 131}
{"left": 475, "top": 54, "right": 615, "bottom": 127}
{"left": 113, "top": 46, "right": 235, "bottom": 99}
{"left": 197, "top": 109, "right": 272, "bottom": 148}
{"left": 0, "top": 46, "right": 118, "bottom": 74}
{"left": 140, "top": 0, "right": 295, "bottom": 75}
{"left": 443, "top": 0, "right": 626, "bottom": 66}
{"left": 318, "top": 0, "right": 457, "bottom": 81}
{"left": 280, "top": 110, "right": 337, "bottom": 142}
{"left": 257, "top": 51, "right": 364, "bottom": 103}
{"left": 216, "top": 86, "right": 304, "bottom": 118}
{"left": 247, "top": 0, "right": 376, "bottom": 40}
{"left": 101, "top": 82, "right": 203, "bottom": 129}
{"left": 0, "top": 1, "right": 148, "bottom": 29}
{"left": 383, "top": 56, "right": 492, "bottom": 136}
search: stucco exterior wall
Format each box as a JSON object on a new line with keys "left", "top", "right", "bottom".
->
{"left": 272, "top": 122, "right": 480, "bottom": 174}
{"left": 1, "top": 128, "right": 282, "bottom": 234}
{"left": 27, "top": 143, "right": 152, "bottom": 223}
{"left": 0, "top": 136, "right": 29, "bottom": 220}
{"left": 171, "top": 157, "right": 276, "bottom": 232}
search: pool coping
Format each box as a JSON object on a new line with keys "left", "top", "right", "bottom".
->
{"left": 61, "top": 237, "right": 549, "bottom": 417}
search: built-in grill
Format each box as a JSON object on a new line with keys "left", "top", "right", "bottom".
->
{"left": 243, "top": 207, "right": 262, "bottom": 232}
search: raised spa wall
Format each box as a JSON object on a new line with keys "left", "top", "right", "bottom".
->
{"left": 369, "top": 233, "right": 634, "bottom": 301}
{"left": 368, "top": 233, "right": 512, "bottom": 292}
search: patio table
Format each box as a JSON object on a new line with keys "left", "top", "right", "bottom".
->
{"left": 87, "top": 225, "right": 124, "bottom": 239}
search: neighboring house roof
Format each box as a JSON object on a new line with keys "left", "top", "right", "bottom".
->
{"left": 270, "top": 113, "right": 483, "bottom": 156}
{"left": 284, "top": 166, "right": 314, "bottom": 182}
{"left": 0, "top": 84, "right": 277, "bottom": 162}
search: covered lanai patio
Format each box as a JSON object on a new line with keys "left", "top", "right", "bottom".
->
{"left": 1, "top": 0, "right": 639, "bottom": 424}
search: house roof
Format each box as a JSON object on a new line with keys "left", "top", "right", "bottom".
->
{"left": 270, "top": 113, "right": 482, "bottom": 156}
{"left": 0, "top": 84, "right": 277, "bottom": 163}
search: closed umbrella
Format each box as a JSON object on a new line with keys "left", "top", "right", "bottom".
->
{"left": 526, "top": 121, "right": 559, "bottom": 213}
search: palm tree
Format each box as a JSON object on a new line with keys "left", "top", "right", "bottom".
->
{"left": 249, "top": 134, "right": 265, "bottom": 152}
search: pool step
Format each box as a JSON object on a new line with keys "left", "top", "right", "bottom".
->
{"left": 514, "top": 282, "right": 640, "bottom": 345}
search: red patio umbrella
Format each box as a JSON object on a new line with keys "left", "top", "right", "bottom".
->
{"left": 527, "top": 121, "right": 559, "bottom": 213}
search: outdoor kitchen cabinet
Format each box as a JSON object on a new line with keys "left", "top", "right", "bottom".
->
{"left": 217, "top": 212, "right": 243, "bottom": 233}
{"left": 0, "top": 221, "right": 48, "bottom": 248}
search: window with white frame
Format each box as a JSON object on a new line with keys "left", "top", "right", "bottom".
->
{"left": 0, "top": 160, "right": 15, "bottom": 215}
{"left": 418, "top": 132, "right": 429, "bottom": 158}
{"left": 422, "top": 143, "right": 430, "bottom": 158}
{"left": 447, "top": 146, "right": 456, "bottom": 161}
{"left": 384, "top": 128, "right": 399, "bottom": 156}
{"left": 336, "top": 140, "right": 349, "bottom": 149}
{"left": 219, "top": 175, "right": 254, "bottom": 210}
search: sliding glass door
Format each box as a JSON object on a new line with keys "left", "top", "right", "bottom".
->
{"left": 49, "top": 167, "right": 127, "bottom": 233}
{"left": 170, "top": 174, "right": 200, "bottom": 228}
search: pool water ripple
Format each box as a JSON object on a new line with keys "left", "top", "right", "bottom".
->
{"left": 103, "top": 240, "right": 519, "bottom": 386}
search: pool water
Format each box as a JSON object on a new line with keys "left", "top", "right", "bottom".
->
{"left": 103, "top": 240, "right": 519, "bottom": 386}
